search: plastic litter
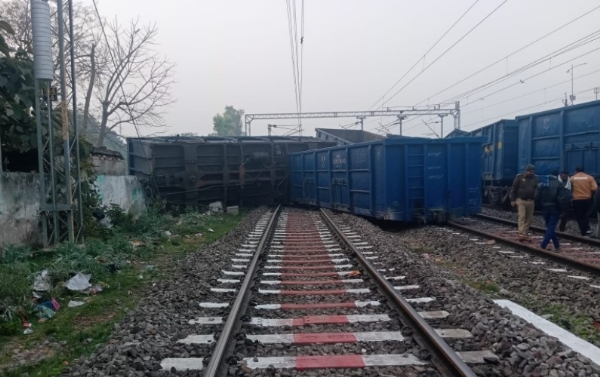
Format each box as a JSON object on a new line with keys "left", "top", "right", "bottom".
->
{"left": 209, "top": 201, "right": 223, "bottom": 213}
{"left": 164, "top": 231, "right": 172, "bottom": 237}
{"left": 33, "top": 269, "right": 51, "bottom": 291}
{"left": 66, "top": 273, "right": 92, "bottom": 291}
{"left": 35, "top": 305, "right": 55, "bottom": 319}
{"left": 24, "top": 328, "right": 33, "bottom": 335}
{"left": 208, "top": 228, "right": 214, "bottom": 233}
{"left": 68, "top": 300, "right": 85, "bottom": 308}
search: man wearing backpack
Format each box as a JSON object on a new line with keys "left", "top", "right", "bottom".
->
{"left": 535, "top": 170, "right": 569, "bottom": 251}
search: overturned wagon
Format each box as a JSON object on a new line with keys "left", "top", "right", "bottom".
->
{"left": 127, "top": 136, "right": 335, "bottom": 208}
{"left": 289, "top": 136, "right": 483, "bottom": 222}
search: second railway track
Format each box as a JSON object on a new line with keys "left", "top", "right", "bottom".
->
{"left": 160, "top": 207, "right": 501, "bottom": 376}
{"left": 448, "top": 213, "right": 600, "bottom": 275}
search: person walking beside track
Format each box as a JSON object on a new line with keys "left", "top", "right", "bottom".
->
{"left": 535, "top": 170, "right": 569, "bottom": 251}
{"left": 510, "top": 164, "right": 539, "bottom": 242}
{"left": 570, "top": 167, "right": 597, "bottom": 236}
{"left": 558, "top": 170, "right": 572, "bottom": 232}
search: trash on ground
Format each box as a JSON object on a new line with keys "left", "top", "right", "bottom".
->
{"left": 84, "top": 284, "right": 103, "bottom": 295}
{"left": 68, "top": 300, "right": 85, "bottom": 308}
{"left": 35, "top": 305, "right": 55, "bottom": 319}
{"left": 208, "top": 228, "right": 214, "bottom": 233}
{"left": 144, "top": 265, "right": 154, "bottom": 271}
{"left": 209, "top": 201, "right": 223, "bottom": 213}
{"left": 50, "top": 298, "right": 60, "bottom": 311}
{"left": 164, "top": 231, "right": 172, "bottom": 237}
{"left": 23, "top": 328, "right": 33, "bottom": 335}
{"left": 33, "top": 269, "right": 51, "bottom": 292}
{"left": 66, "top": 273, "right": 92, "bottom": 291}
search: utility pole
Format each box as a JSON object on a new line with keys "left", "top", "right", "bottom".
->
{"left": 56, "top": 0, "right": 74, "bottom": 241}
{"left": 357, "top": 116, "right": 366, "bottom": 130}
{"left": 595, "top": 87, "right": 599, "bottom": 101}
{"left": 438, "top": 114, "right": 447, "bottom": 138}
{"left": 567, "top": 63, "right": 587, "bottom": 105}
{"left": 397, "top": 115, "right": 406, "bottom": 136}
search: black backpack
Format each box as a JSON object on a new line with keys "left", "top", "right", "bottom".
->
{"left": 557, "top": 186, "right": 572, "bottom": 210}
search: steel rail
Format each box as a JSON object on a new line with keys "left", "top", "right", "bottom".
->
{"left": 203, "top": 205, "right": 281, "bottom": 377}
{"left": 449, "top": 221, "right": 600, "bottom": 276}
{"left": 319, "top": 209, "right": 476, "bottom": 377}
{"left": 474, "top": 213, "right": 600, "bottom": 247}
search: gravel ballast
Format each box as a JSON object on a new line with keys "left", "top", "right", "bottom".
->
{"left": 61, "top": 208, "right": 267, "bottom": 377}
{"left": 327, "top": 209, "right": 600, "bottom": 377}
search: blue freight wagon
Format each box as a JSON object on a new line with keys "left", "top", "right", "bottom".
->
{"left": 289, "top": 136, "right": 483, "bottom": 222}
{"left": 517, "top": 99, "right": 600, "bottom": 177}
{"left": 470, "top": 120, "right": 519, "bottom": 205}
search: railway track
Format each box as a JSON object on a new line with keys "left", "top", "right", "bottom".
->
{"left": 449, "top": 214, "right": 600, "bottom": 275}
{"left": 158, "top": 207, "right": 501, "bottom": 376}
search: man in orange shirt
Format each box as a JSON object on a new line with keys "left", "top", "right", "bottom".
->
{"left": 570, "top": 167, "right": 598, "bottom": 236}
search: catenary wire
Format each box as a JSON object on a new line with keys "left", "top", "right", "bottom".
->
{"left": 367, "top": 0, "right": 480, "bottom": 111}
{"left": 412, "top": 3, "right": 600, "bottom": 107}
{"left": 377, "top": 0, "right": 508, "bottom": 109}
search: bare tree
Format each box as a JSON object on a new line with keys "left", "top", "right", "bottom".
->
{"left": 0, "top": 0, "right": 101, "bottom": 133}
{"left": 1, "top": 0, "right": 174, "bottom": 146}
{"left": 91, "top": 13, "right": 175, "bottom": 146}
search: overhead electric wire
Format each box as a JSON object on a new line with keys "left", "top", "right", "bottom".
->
{"left": 413, "top": 3, "right": 600, "bottom": 107}
{"left": 377, "top": 0, "right": 508, "bottom": 109}
{"left": 284, "top": 0, "right": 305, "bottom": 136}
{"left": 461, "top": 86, "right": 599, "bottom": 130}
{"left": 439, "top": 30, "right": 600, "bottom": 105}
{"left": 394, "top": 34, "right": 600, "bottom": 132}
{"left": 367, "top": 0, "right": 480, "bottom": 111}
{"left": 461, "top": 67, "right": 600, "bottom": 114}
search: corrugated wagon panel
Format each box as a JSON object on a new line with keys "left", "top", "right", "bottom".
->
{"left": 289, "top": 136, "right": 483, "bottom": 222}
{"left": 517, "top": 100, "right": 600, "bottom": 176}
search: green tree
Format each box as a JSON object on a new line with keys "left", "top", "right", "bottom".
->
{"left": 0, "top": 18, "right": 37, "bottom": 154}
{"left": 212, "top": 106, "right": 244, "bottom": 136}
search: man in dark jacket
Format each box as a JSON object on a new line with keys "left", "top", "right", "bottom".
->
{"left": 535, "top": 170, "right": 566, "bottom": 251}
{"left": 510, "top": 164, "right": 539, "bottom": 241}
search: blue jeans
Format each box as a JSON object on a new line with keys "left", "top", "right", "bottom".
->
{"left": 541, "top": 209, "right": 560, "bottom": 249}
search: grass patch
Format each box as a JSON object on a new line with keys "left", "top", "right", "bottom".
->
{"left": 407, "top": 243, "right": 433, "bottom": 254}
{"left": 0, "top": 206, "right": 245, "bottom": 376}
{"left": 538, "top": 303, "right": 600, "bottom": 345}
{"left": 465, "top": 279, "right": 500, "bottom": 294}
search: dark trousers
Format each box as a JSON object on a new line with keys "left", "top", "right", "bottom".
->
{"left": 541, "top": 209, "right": 560, "bottom": 249}
{"left": 572, "top": 199, "right": 593, "bottom": 235}
{"left": 558, "top": 208, "right": 569, "bottom": 232}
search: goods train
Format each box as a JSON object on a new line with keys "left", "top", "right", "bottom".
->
{"left": 447, "top": 99, "right": 600, "bottom": 206}
{"left": 288, "top": 136, "right": 484, "bottom": 222}
{"left": 127, "top": 136, "right": 335, "bottom": 208}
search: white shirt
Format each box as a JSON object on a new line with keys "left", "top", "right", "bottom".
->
{"left": 558, "top": 176, "right": 572, "bottom": 190}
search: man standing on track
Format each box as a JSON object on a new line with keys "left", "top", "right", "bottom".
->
{"left": 510, "top": 164, "right": 538, "bottom": 242}
{"left": 558, "top": 170, "right": 572, "bottom": 232}
{"left": 570, "top": 167, "right": 597, "bottom": 236}
{"left": 535, "top": 170, "right": 567, "bottom": 251}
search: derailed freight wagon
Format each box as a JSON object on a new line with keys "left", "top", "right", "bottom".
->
{"left": 128, "top": 136, "right": 335, "bottom": 208}
{"left": 289, "top": 136, "right": 483, "bottom": 222}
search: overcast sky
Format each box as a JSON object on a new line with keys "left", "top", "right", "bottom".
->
{"left": 83, "top": 0, "right": 600, "bottom": 138}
